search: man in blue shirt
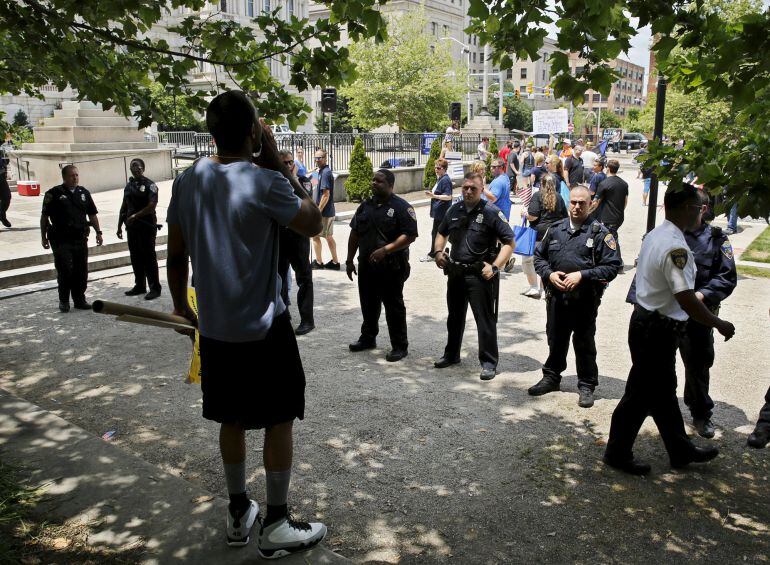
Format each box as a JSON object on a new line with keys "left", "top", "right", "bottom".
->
{"left": 311, "top": 149, "right": 339, "bottom": 269}
{"left": 484, "top": 158, "right": 511, "bottom": 220}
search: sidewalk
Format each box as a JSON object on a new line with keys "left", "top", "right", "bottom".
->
{"left": 0, "top": 388, "right": 350, "bottom": 564}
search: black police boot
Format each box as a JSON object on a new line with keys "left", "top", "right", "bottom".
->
{"left": 125, "top": 286, "right": 147, "bottom": 296}
{"left": 670, "top": 445, "right": 719, "bottom": 469}
{"left": 578, "top": 387, "right": 595, "bottom": 408}
{"left": 434, "top": 356, "right": 461, "bottom": 369}
{"left": 747, "top": 427, "right": 770, "bottom": 449}
{"left": 528, "top": 376, "right": 560, "bottom": 396}
{"left": 479, "top": 366, "right": 498, "bottom": 381}
{"left": 602, "top": 454, "right": 651, "bottom": 476}
{"left": 295, "top": 321, "right": 315, "bottom": 336}
{"left": 58, "top": 301, "right": 70, "bottom": 313}
{"left": 0, "top": 214, "right": 11, "bottom": 228}
{"left": 144, "top": 289, "right": 161, "bottom": 300}
{"left": 349, "top": 339, "right": 376, "bottom": 352}
{"left": 73, "top": 300, "right": 92, "bottom": 310}
{"left": 385, "top": 349, "right": 408, "bottom": 362}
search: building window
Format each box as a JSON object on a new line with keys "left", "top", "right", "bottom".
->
{"left": 507, "top": 69, "right": 512, "bottom": 79}
{"left": 431, "top": 22, "right": 437, "bottom": 35}
{"left": 263, "top": 0, "right": 270, "bottom": 13}
{"left": 472, "top": 52, "right": 476, "bottom": 63}
{"left": 246, "top": 0, "right": 254, "bottom": 16}
{"left": 542, "top": 69, "right": 546, "bottom": 81}
{"left": 593, "top": 93, "right": 600, "bottom": 102}
{"left": 220, "top": 0, "right": 228, "bottom": 11}
{"left": 287, "top": 0, "right": 294, "bottom": 17}
{"left": 575, "top": 65, "right": 584, "bottom": 75}
{"left": 443, "top": 25, "right": 448, "bottom": 36}
{"left": 520, "top": 68, "right": 527, "bottom": 79}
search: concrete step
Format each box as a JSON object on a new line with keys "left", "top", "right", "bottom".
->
{"left": 0, "top": 244, "right": 168, "bottom": 289}
{"left": 42, "top": 116, "right": 137, "bottom": 127}
{"left": 53, "top": 108, "right": 122, "bottom": 118}
{"left": 34, "top": 126, "right": 145, "bottom": 144}
{"left": 0, "top": 235, "right": 168, "bottom": 272}
{"left": 20, "top": 141, "right": 158, "bottom": 152}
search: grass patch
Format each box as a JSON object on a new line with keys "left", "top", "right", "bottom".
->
{"left": 738, "top": 265, "right": 770, "bottom": 279}
{"left": 741, "top": 225, "right": 770, "bottom": 263}
{"left": 0, "top": 458, "right": 144, "bottom": 564}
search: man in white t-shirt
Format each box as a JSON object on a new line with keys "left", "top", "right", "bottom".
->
{"left": 166, "top": 91, "right": 326, "bottom": 557}
{"left": 604, "top": 183, "right": 735, "bottom": 476}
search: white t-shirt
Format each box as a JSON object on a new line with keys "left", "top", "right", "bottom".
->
{"left": 167, "top": 158, "right": 301, "bottom": 342}
{"left": 634, "top": 219, "right": 696, "bottom": 321}
{"left": 582, "top": 150, "right": 598, "bottom": 171}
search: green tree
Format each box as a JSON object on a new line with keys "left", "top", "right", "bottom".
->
{"left": 0, "top": 0, "right": 387, "bottom": 128}
{"left": 340, "top": 10, "right": 468, "bottom": 132}
{"left": 12, "top": 110, "right": 29, "bottom": 128}
{"left": 423, "top": 136, "right": 442, "bottom": 190}
{"left": 486, "top": 86, "right": 533, "bottom": 131}
{"left": 599, "top": 112, "right": 622, "bottom": 129}
{"left": 147, "top": 83, "right": 204, "bottom": 131}
{"left": 345, "top": 138, "right": 373, "bottom": 202}
{"left": 313, "top": 95, "right": 358, "bottom": 133}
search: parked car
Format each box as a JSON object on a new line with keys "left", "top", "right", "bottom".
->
{"left": 270, "top": 124, "right": 295, "bottom": 137}
{"left": 619, "top": 132, "right": 647, "bottom": 151}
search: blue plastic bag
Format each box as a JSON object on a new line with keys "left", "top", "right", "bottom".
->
{"left": 560, "top": 180, "right": 571, "bottom": 208}
{"left": 514, "top": 219, "right": 537, "bottom": 257}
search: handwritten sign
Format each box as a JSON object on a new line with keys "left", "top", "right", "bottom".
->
{"left": 532, "top": 109, "right": 569, "bottom": 135}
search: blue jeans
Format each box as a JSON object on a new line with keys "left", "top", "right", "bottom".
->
{"left": 727, "top": 203, "right": 738, "bottom": 232}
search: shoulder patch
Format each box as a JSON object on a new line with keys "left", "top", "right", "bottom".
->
{"left": 670, "top": 248, "right": 689, "bottom": 269}
{"left": 721, "top": 240, "right": 734, "bottom": 260}
{"left": 407, "top": 207, "right": 416, "bottom": 221}
{"left": 603, "top": 232, "right": 617, "bottom": 251}
{"left": 43, "top": 192, "right": 53, "bottom": 205}
{"left": 498, "top": 210, "right": 508, "bottom": 223}
{"left": 149, "top": 183, "right": 158, "bottom": 193}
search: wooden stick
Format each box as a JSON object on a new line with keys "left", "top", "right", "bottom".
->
{"left": 92, "top": 300, "right": 194, "bottom": 328}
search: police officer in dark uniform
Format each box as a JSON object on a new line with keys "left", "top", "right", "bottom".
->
{"left": 117, "top": 158, "right": 162, "bottom": 300}
{"left": 40, "top": 165, "right": 103, "bottom": 312}
{"left": 528, "top": 185, "right": 622, "bottom": 407}
{"left": 278, "top": 149, "right": 315, "bottom": 335}
{"left": 679, "top": 190, "right": 737, "bottom": 438}
{"left": 346, "top": 169, "right": 417, "bottom": 362}
{"left": 433, "top": 171, "right": 515, "bottom": 381}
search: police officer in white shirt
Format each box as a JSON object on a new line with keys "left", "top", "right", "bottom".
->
{"left": 604, "top": 183, "right": 735, "bottom": 476}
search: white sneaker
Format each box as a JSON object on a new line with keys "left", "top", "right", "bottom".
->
{"left": 419, "top": 255, "right": 435, "bottom": 262}
{"left": 226, "top": 499, "right": 260, "bottom": 547}
{"left": 258, "top": 514, "right": 327, "bottom": 559}
{"left": 524, "top": 288, "right": 542, "bottom": 299}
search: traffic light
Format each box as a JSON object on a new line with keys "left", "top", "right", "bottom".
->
{"left": 527, "top": 81, "right": 533, "bottom": 94}
{"left": 321, "top": 87, "right": 337, "bottom": 113}
{"left": 514, "top": 89, "right": 520, "bottom": 99}
{"left": 544, "top": 85, "right": 551, "bottom": 97}
{"left": 449, "top": 102, "right": 462, "bottom": 122}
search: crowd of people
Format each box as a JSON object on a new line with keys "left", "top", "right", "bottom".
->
{"left": 29, "top": 92, "right": 769, "bottom": 559}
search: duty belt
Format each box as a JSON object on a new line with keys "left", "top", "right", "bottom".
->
{"left": 443, "top": 258, "right": 484, "bottom": 277}
{"left": 633, "top": 304, "right": 687, "bottom": 332}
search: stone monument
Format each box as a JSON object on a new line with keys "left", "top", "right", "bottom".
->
{"left": 9, "top": 101, "right": 172, "bottom": 193}
{"left": 462, "top": 107, "right": 510, "bottom": 142}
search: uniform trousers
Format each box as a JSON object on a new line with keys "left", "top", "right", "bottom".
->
{"left": 444, "top": 272, "right": 498, "bottom": 368}
{"left": 606, "top": 307, "right": 692, "bottom": 463}
{"left": 278, "top": 229, "right": 314, "bottom": 324}
{"left": 51, "top": 238, "right": 88, "bottom": 304}
{"left": 0, "top": 176, "right": 11, "bottom": 220}
{"left": 357, "top": 260, "right": 409, "bottom": 350}
{"left": 127, "top": 223, "right": 161, "bottom": 292}
{"left": 542, "top": 292, "right": 600, "bottom": 390}
{"left": 679, "top": 318, "right": 716, "bottom": 420}
{"left": 755, "top": 385, "right": 770, "bottom": 432}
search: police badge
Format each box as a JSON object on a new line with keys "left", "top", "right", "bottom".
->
{"left": 670, "top": 248, "right": 689, "bottom": 269}
{"left": 476, "top": 214, "right": 483, "bottom": 223}
{"left": 387, "top": 208, "right": 394, "bottom": 217}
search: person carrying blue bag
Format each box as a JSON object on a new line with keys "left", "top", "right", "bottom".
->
{"left": 520, "top": 174, "right": 567, "bottom": 299}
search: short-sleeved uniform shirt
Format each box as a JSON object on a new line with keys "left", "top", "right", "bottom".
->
{"left": 166, "top": 158, "right": 301, "bottom": 342}
{"left": 634, "top": 219, "right": 695, "bottom": 321}
{"left": 41, "top": 184, "right": 98, "bottom": 242}
{"left": 349, "top": 193, "right": 418, "bottom": 259}
{"left": 121, "top": 176, "right": 158, "bottom": 227}
{"left": 438, "top": 200, "right": 514, "bottom": 264}
{"left": 430, "top": 174, "right": 453, "bottom": 220}
{"left": 488, "top": 174, "right": 511, "bottom": 220}
{"left": 312, "top": 165, "right": 335, "bottom": 218}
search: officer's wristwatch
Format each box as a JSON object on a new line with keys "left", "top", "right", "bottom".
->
{"left": 95, "top": 230, "right": 103, "bottom": 235}
{"left": 491, "top": 265, "right": 500, "bottom": 276}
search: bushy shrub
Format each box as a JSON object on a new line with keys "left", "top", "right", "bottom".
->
{"left": 423, "top": 136, "right": 442, "bottom": 189}
{"left": 345, "top": 138, "right": 373, "bottom": 201}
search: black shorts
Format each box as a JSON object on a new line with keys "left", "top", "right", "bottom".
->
{"left": 199, "top": 313, "right": 305, "bottom": 429}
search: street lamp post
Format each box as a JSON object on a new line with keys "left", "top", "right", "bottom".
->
{"left": 440, "top": 36, "right": 472, "bottom": 120}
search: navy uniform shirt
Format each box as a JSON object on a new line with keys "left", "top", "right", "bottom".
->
{"left": 685, "top": 223, "right": 737, "bottom": 307}
{"left": 41, "top": 184, "right": 98, "bottom": 242}
{"left": 438, "top": 200, "right": 514, "bottom": 264}
{"left": 534, "top": 217, "right": 622, "bottom": 284}
{"left": 350, "top": 193, "right": 418, "bottom": 260}
{"left": 120, "top": 176, "right": 158, "bottom": 228}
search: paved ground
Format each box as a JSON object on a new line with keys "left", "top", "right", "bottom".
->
{"left": 1, "top": 162, "right": 769, "bottom": 563}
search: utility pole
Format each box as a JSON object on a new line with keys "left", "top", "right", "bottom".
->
{"left": 646, "top": 76, "right": 667, "bottom": 233}
{"left": 498, "top": 70, "right": 504, "bottom": 126}
{"left": 482, "top": 44, "right": 490, "bottom": 108}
